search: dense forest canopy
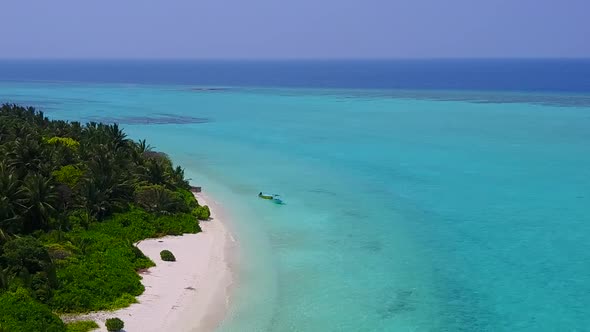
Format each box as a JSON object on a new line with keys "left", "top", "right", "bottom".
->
{"left": 0, "top": 104, "right": 210, "bottom": 331}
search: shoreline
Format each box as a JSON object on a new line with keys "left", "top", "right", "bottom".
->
{"left": 68, "top": 192, "right": 236, "bottom": 331}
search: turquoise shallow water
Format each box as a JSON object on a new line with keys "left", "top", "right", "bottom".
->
{"left": 2, "top": 83, "right": 590, "bottom": 331}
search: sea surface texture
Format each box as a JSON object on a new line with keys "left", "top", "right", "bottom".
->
{"left": 1, "top": 60, "right": 589, "bottom": 331}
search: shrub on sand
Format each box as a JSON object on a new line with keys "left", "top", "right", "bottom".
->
{"left": 105, "top": 317, "right": 124, "bottom": 332}
{"left": 160, "top": 250, "right": 176, "bottom": 262}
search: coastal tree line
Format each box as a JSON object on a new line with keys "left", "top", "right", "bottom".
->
{"left": 0, "top": 104, "right": 210, "bottom": 331}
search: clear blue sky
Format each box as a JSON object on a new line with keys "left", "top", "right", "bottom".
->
{"left": 1, "top": 0, "right": 588, "bottom": 59}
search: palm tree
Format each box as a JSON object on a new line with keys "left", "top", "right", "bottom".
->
{"left": 137, "top": 139, "right": 152, "bottom": 154}
{"left": 135, "top": 185, "right": 183, "bottom": 214}
{"left": 79, "top": 157, "right": 133, "bottom": 219}
{"left": 32, "top": 108, "right": 48, "bottom": 128}
{"left": 128, "top": 140, "right": 152, "bottom": 180}
{"left": 7, "top": 135, "right": 45, "bottom": 178}
{"left": 106, "top": 123, "right": 129, "bottom": 151}
{"left": 170, "top": 165, "right": 190, "bottom": 189}
{"left": 0, "top": 163, "right": 26, "bottom": 233}
{"left": 145, "top": 159, "right": 170, "bottom": 186}
{"left": 81, "top": 122, "right": 110, "bottom": 148}
{"left": 79, "top": 180, "right": 109, "bottom": 219}
{"left": 21, "top": 175, "right": 57, "bottom": 232}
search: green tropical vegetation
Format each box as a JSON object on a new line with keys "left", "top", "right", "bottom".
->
{"left": 193, "top": 204, "right": 211, "bottom": 220}
{"left": 0, "top": 288, "right": 66, "bottom": 332}
{"left": 0, "top": 104, "right": 208, "bottom": 330}
{"left": 65, "top": 320, "right": 99, "bottom": 332}
{"left": 160, "top": 249, "right": 176, "bottom": 262}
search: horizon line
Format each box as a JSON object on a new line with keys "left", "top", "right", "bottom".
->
{"left": 1, "top": 57, "right": 590, "bottom": 61}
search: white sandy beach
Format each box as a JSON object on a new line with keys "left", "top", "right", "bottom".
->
{"left": 72, "top": 193, "right": 236, "bottom": 332}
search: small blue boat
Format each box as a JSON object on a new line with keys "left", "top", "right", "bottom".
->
{"left": 258, "top": 192, "right": 274, "bottom": 200}
{"left": 259, "top": 192, "right": 284, "bottom": 204}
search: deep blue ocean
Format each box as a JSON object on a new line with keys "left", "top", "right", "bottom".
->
{"left": 2, "top": 59, "right": 590, "bottom": 92}
{"left": 1, "top": 60, "right": 589, "bottom": 331}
